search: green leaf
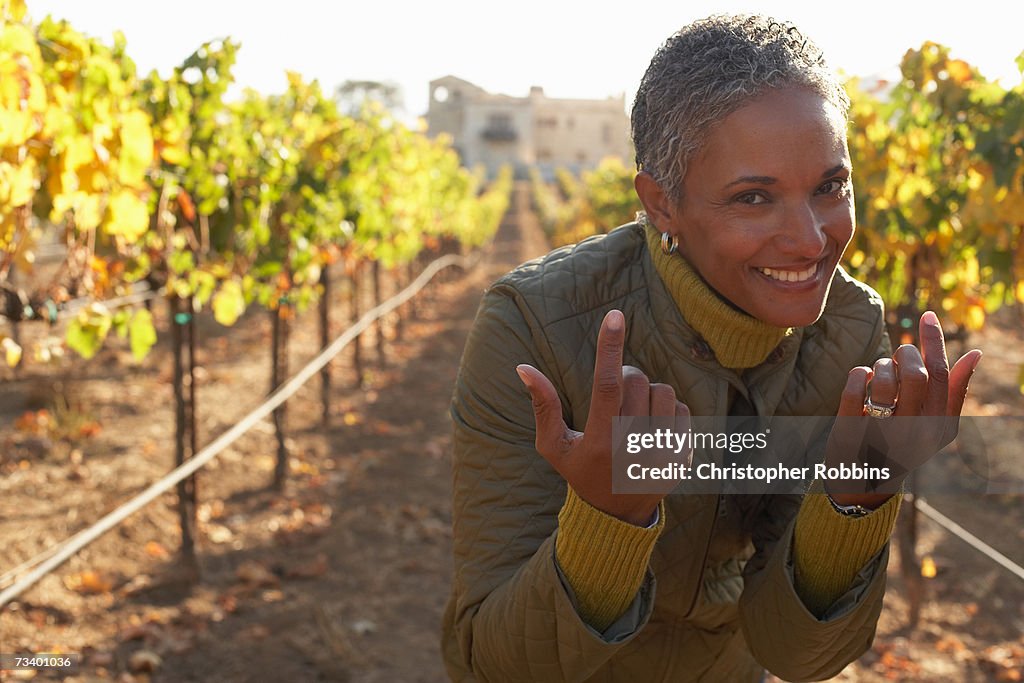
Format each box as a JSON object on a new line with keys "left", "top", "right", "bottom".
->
{"left": 112, "top": 310, "right": 131, "bottom": 338}
{"left": 129, "top": 309, "right": 157, "bottom": 361}
{"left": 169, "top": 250, "right": 195, "bottom": 274}
{"left": 189, "top": 270, "right": 216, "bottom": 305}
{"left": 66, "top": 304, "right": 112, "bottom": 360}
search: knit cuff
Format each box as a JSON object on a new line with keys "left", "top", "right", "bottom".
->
{"left": 555, "top": 487, "right": 665, "bottom": 631}
{"left": 793, "top": 478, "right": 902, "bottom": 617}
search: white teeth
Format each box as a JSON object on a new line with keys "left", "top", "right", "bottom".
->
{"left": 758, "top": 264, "right": 817, "bottom": 282}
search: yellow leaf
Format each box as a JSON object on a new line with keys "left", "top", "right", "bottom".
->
{"left": 0, "top": 158, "right": 36, "bottom": 207}
{"left": 1016, "top": 281, "right": 1024, "bottom": 304}
{"left": 106, "top": 190, "right": 149, "bottom": 241}
{"left": 921, "top": 555, "right": 937, "bottom": 579}
{"left": 212, "top": 280, "right": 246, "bottom": 326}
{"left": 117, "top": 110, "right": 153, "bottom": 187}
{"left": 947, "top": 59, "right": 972, "bottom": 84}
{"left": 848, "top": 250, "right": 865, "bottom": 269}
{"left": 2, "top": 336, "right": 22, "bottom": 367}
{"left": 63, "top": 134, "right": 95, "bottom": 172}
{"left": 2, "top": 0, "right": 29, "bottom": 21}
{"left": 965, "top": 304, "right": 985, "bottom": 331}
{"left": 0, "top": 108, "right": 36, "bottom": 147}
{"left": 159, "top": 142, "right": 188, "bottom": 166}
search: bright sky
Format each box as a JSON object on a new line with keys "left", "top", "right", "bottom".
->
{"left": 24, "top": 0, "right": 1024, "bottom": 121}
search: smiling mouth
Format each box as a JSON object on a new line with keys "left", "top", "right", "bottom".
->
{"left": 756, "top": 263, "right": 820, "bottom": 283}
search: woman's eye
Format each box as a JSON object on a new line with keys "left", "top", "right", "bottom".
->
{"left": 818, "top": 178, "right": 849, "bottom": 195}
{"left": 735, "top": 192, "right": 768, "bottom": 205}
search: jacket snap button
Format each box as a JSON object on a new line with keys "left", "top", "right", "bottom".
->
{"left": 691, "top": 341, "right": 714, "bottom": 361}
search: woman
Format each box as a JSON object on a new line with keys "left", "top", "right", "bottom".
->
{"left": 442, "top": 14, "right": 981, "bottom": 682}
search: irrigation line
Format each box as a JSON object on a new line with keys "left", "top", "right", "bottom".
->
{"left": 0, "top": 252, "right": 475, "bottom": 608}
{"left": 61, "top": 286, "right": 165, "bottom": 317}
{"left": 916, "top": 497, "right": 1024, "bottom": 583}
{"left": 0, "top": 283, "right": 164, "bottom": 328}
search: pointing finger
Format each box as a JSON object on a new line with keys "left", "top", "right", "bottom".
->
{"left": 919, "top": 311, "right": 951, "bottom": 416}
{"left": 585, "top": 310, "right": 626, "bottom": 440}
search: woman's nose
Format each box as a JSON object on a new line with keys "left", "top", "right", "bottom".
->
{"left": 777, "top": 202, "right": 827, "bottom": 258}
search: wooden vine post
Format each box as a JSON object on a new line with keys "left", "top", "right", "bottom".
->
{"left": 392, "top": 267, "right": 404, "bottom": 343}
{"left": 406, "top": 261, "right": 417, "bottom": 322}
{"left": 372, "top": 259, "right": 386, "bottom": 365}
{"left": 270, "top": 297, "right": 291, "bottom": 490}
{"left": 897, "top": 490, "right": 922, "bottom": 628}
{"left": 887, "top": 311, "right": 923, "bottom": 628}
{"left": 170, "top": 295, "right": 198, "bottom": 565}
{"left": 319, "top": 267, "right": 331, "bottom": 428}
{"left": 350, "top": 260, "right": 363, "bottom": 388}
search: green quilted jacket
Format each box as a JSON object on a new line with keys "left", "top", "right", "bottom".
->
{"left": 442, "top": 222, "right": 893, "bottom": 682}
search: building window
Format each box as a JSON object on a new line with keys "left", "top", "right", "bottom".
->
{"left": 482, "top": 113, "right": 517, "bottom": 141}
{"left": 536, "top": 116, "right": 557, "bottom": 129}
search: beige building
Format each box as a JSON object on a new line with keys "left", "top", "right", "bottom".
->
{"left": 426, "top": 76, "right": 632, "bottom": 178}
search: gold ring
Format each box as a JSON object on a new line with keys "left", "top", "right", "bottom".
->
{"left": 864, "top": 398, "right": 896, "bottom": 419}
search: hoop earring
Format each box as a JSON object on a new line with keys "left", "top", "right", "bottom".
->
{"left": 660, "top": 231, "right": 679, "bottom": 255}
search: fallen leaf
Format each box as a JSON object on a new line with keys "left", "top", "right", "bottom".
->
{"left": 15, "top": 410, "right": 50, "bottom": 435}
{"left": 235, "top": 561, "right": 280, "bottom": 588}
{"left": 936, "top": 635, "right": 966, "bottom": 654}
{"left": 77, "top": 421, "right": 102, "bottom": 438}
{"left": 205, "top": 523, "right": 233, "bottom": 544}
{"left": 65, "top": 570, "right": 113, "bottom": 594}
{"left": 144, "top": 541, "right": 169, "bottom": 559}
{"left": 128, "top": 649, "right": 162, "bottom": 673}
{"left": 286, "top": 554, "right": 328, "bottom": 578}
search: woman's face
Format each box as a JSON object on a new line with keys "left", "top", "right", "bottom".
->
{"left": 665, "top": 87, "right": 855, "bottom": 328}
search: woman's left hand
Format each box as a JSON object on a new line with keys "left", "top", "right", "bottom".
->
{"left": 825, "top": 310, "right": 982, "bottom": 507}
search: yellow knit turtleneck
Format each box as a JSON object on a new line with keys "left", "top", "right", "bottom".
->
{"left": 643, "top": 224, "right": 790, "bottom": 370}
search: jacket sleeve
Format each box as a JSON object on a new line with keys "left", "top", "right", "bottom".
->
{"left": 444, "top": 286, "right": 655, "bottom": 683}
{"left": 737, "top": 305, "right": 896, "bottom": 682}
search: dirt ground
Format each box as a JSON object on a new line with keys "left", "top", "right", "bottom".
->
{"left": 1, "top": 184, "right": 1022, "bottom": 682}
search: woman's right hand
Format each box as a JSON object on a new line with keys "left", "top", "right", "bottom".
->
{"left": 516, "top": 309, "right": 690, "bottom": 526}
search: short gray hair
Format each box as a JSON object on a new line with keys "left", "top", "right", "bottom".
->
{"left": 631, "top": 14, "right": 849, "bottom": 202}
